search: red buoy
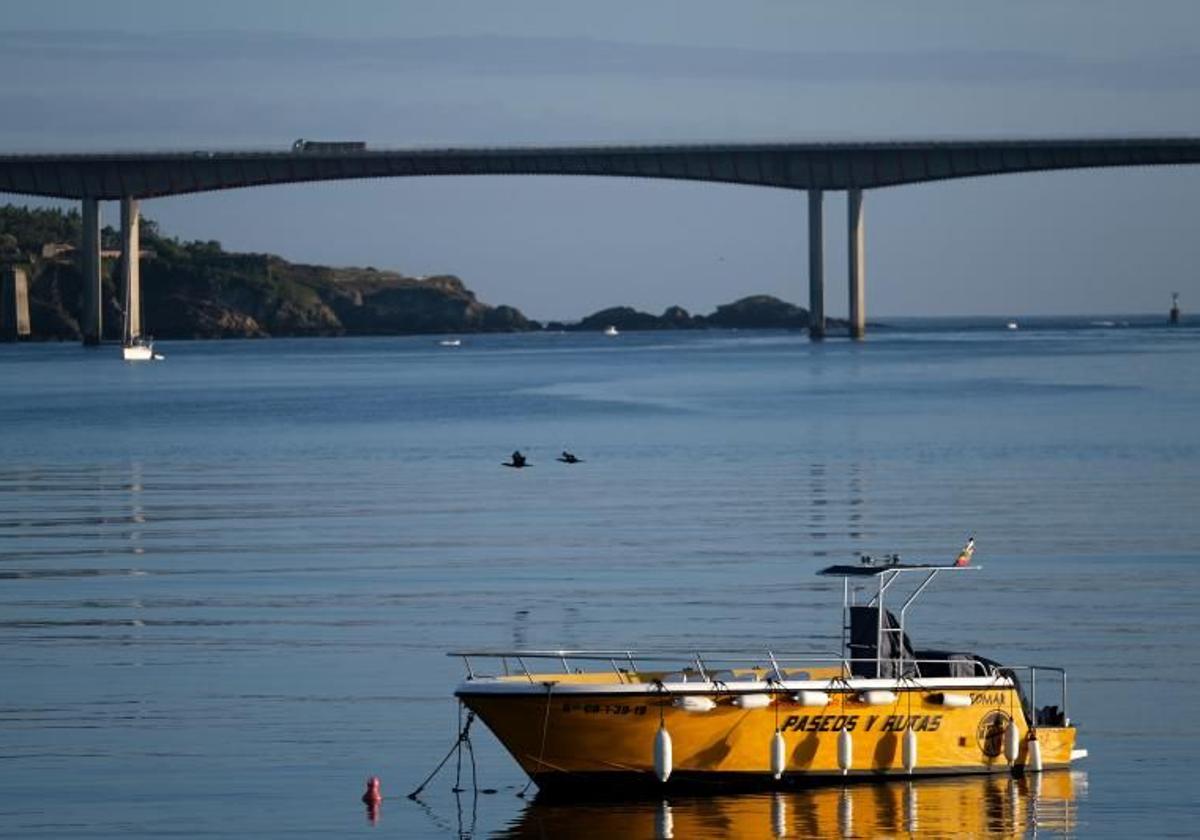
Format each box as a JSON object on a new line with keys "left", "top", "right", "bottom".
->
{"left": 362, "top": 776, "right": 382, "bottom": 824}
{"left": 362, "top": 776, "right": 382, "bottom": 805}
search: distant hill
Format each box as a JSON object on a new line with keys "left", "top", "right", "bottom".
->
{"left": 0, "top": 205, "right": 538, "bottom": 340}
{"left": 2, "top": 204, "right": 845, "bottom": 340}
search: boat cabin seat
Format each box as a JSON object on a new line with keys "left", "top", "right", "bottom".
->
{"left": 848, "top": 606, "right": 920, "bottom": 678}
{"left": 912, "top": 649, "right": 990, "bottom": 678}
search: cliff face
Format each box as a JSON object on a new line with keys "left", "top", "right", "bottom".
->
{"left": 1, "top": 206, "right": 541, "bottom": 340}
{"left": 2, "top": 204, "right": 542, "bottom": 340}
{"left": 136, "top": 245, "right": 543, "bottom": 338}
{"left": 27, "top": 255, "right": 541, "bottom": 340}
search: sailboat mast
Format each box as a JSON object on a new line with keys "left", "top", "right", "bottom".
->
{"left": 122, "top": 245, "right": 131, "bottom": 344}
{"left": 119, "top": 197, "right": 140, "bottom": 345}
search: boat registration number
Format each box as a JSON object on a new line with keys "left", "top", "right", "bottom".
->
{"left": 561, "top": 703, "right": 648, "bottom": 716}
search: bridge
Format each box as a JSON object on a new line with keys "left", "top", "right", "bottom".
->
{"left": 3, "top": 137, "right": 1200, "bottom": 343}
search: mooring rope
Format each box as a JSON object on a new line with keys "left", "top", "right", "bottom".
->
{"left": 453, "top": 702, "right": 465, "bottom": 792}
{"left": 408, "top": 706, "right": 477, "bottom": 800}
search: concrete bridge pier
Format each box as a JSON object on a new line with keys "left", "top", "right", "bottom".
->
{"left": 120, "top": 197, "right": 141, "bottom": 342}
{"left": 1, "top": 265, "right": 31, "bottom": 341}
{"left": 808, "top": 189, "right": 825, "bottom": 341}
{"left": 81, "top": 197, "right": 101, "bottom": 345}
{"left": 848, "top": 189, "right": 866, "bottom": 340}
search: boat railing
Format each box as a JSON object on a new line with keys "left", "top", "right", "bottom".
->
{"left": 1001, "top": 665, "right": 1070, "bottom": 726}
{"left": 449, "top": 649, "right": 1007, "bottom": 684}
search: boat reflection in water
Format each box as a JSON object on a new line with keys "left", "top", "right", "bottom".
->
{"left": 497, "top": 771, "right": 1084, "bottom": 839}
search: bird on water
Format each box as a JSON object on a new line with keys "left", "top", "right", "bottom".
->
{"left": 503, "top": 451, "right": 529, "bottom": 468}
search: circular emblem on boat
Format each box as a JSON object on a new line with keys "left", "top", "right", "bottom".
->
{"left": 976, "top": 710, "right": 1012, "bottom": 757}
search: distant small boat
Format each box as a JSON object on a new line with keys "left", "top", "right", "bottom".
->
{"left": 438, "top": 339, "right": 462, "bottom": 347}
{"left": 1006, "top": 321, "right": 1019, "bottom": 331}
{"left": 603, "top": 325, "right": 619, "bottom": 336}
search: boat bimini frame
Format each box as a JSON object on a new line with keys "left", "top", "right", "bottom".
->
{"left": 452, "top": 561, "right": 1069, "bottom": 727}
{"left": 831, "top": 560, "right": 977, "bottom": 679}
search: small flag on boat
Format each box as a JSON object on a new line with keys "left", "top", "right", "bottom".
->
{"left": 954, "top": 536, "right": 975, "bottom": 567}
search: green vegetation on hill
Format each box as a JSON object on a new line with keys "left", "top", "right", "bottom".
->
{"left": 0, "top": 204, "right": 538, "bottom": 340}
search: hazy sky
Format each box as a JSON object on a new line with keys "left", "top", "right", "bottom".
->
{"left": 3, "top": 1, "right": 1199, "bottom": 320}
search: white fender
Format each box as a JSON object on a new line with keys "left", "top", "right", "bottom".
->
{"left": 902, "top": 727, "right": 918, "bottom": 773}
{"left": 1026, "top": 734, "right": 1043, "bottom": 773}
{"left": 654, "top": 725, "right": 673, "bottom": 783}
{"left": 1004, "top": 720, "right": 1021, "bottom": 765}
{"left": 838, "top": 727, "right": 853, "bottom": 775}
{"left": 770, "top": 730, "right": 787, "bottom": 780}
{"left": 931, "top": 692, "right": 971, "bottom": 708}
{"left": 673, "top": 696, "right": 716, "bottom": 713}
{"left": 858, "top": 690, "right": 898, "bottom": 706}
{"left": 792, "top": 690, "right": 830, "bottom": 707}
{"left": 732, "top": 693, "right": 773, "bottom": 710}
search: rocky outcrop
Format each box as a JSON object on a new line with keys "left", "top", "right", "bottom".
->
{"left": 703, "top": 295, "right": 809, "bottom": 329}
{"left": 560, "top": 296, "right": 847, "bottom": 332}
{"left": 573, "top": 306, "right": 689, "bottom": 332}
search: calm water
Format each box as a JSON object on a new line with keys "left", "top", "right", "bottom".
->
{"left": 2, "top": 320, "right": 1198, "bottom": 838}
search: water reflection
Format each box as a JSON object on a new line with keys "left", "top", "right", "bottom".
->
{"left": 846, "top": 463, "right": 865, "bottom": 541}
{"left": 128, "top": 460, "right": 146, "bottom": 555}
{"left": 498, "top": 772, "right": 1083, "bottom": 839}
{"left": 807, "top": 462, "right": 827, "bottom": 549}
{"left": 512, "top": 609, "right": 530, "bottom": 648}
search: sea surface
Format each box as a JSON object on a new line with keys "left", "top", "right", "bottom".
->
{"left": 1, "top": 318, "right": 1198, "bottom": 838}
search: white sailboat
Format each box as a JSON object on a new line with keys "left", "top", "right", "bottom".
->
{"left": 122, "top": 338, "right": 156, "bottom": 361}
{"left": 121, "top": 265, "right": 162, "bottom": 362}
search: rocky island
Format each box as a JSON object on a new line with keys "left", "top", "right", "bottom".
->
{"left": 549, "top": 295, "right": 827, "bottom": 332}
{"left": 2, "top": 205, "right": 845, "bottom": 340}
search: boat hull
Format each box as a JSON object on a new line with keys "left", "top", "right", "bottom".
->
{"left": 458, "top": 683, "right": 1076, "bottom": 794}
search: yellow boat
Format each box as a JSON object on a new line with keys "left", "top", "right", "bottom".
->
{"left": 453, "top": 559, "right": 1086, "bottom": 794}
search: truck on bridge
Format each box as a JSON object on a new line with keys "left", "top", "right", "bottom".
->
{"left": 291, "top": 139, "right": 367, "bottom": 153}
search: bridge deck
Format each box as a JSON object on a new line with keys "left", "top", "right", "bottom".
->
{"left": 3, "top": 138, "right": 1200, "bottom": 199}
